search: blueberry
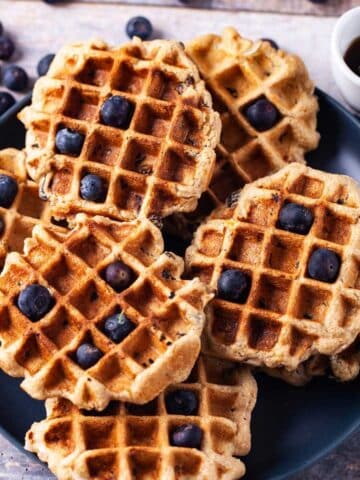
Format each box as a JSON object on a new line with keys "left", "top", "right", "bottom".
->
{"left": 80, "top": 174, "right": 107, "bottom": 203}
{"left": 100, "top": 96, "right": 134, "bottom": 129}
{"left": 244, "top": 97, "right": 279, "bottom": 131}
{"left": 55, "top": 128, "right": 85, "bottom": 156}
{"left": 170, "top": 424, "right": 202, "bottom": 449}
{"left": 0, "top": 174, "right": 18, "bottom": 208}
{"left": 308, "top": 248, "right": 340, "bottom": 283}
{"left": 261, "top": 38, "right": 279, "bottom": 50}
{"left": 37, "top": 53, "right": 55, "bottom": 76}
{"left": 126, "top": 16, "right": 153, "bottom": 41}
{"left": 0, "top": 92, "right": 15, "bottom": 115}
{"left": 218, "top": 269, "right": 251, "bottom": 303}
{"left": 0, "top": 36, "right": 15, "bottom": 61}
{"left": 0, "top": 217, "right": 5, "bottom": 236}
{"left": 104, "top": 312, "right": 136, "bottom": 343}
{"left": 43, "top": 0, "right": 64, "bottom": 3}
{"left": 17, "top": 284, "right": 54, "bottom": 321}
{"left": 308, "top": 0, "right": 327, "bottom": 3}
{"left": 104, "top": 261, "right": 133, "bottom": 292}
{"left": 3, "top": 66, "right": 29, "bottom": 92}
{"left": 165, "top": 389, "right": 198, "bottom": 415}
{"left": 278, "top": 202, "right": 314, "bottom": 235}
{"left": 76, "top": 343, "right": 103, "bottom": 369}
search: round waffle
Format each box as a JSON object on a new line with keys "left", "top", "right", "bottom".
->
{"left": 26, "top": 356, "right": 257, "bottom": 480}
{"left": 186, "top": 163, "right": 360, "bottom": 371}
{"left": 166, "top": 27, "right": 320, "bottom": 238}
{"left": 0, "top": 214, "right": 211, "bottom": 410}
{"left": 18, "top": 37, "right": 220, "bottom": 224}
{"left": 0, "top": 148, "right": 66, "bottom": 267}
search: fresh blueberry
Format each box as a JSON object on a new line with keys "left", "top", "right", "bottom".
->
{"left": 43, "top": 0, "right": 64, "bottom": 3}
{"left": 104, "top": 312, "right": 136, "bottom": 343}
{"left": 0, "top": 36, "right": 15, "bottom": 61}
{"left": 218, "top": 269, "right": 251, "bottom": 303}
{"left": 3, "top": 66, "right": 29, "bottom": 92}
{"left": 278, "top": 202, "right": 314, "bottom": 235}
{"left": 170, "top": 424, "right": 202, "bottom": 449}
{"left": 80, "top": 174, "right": 107, "bottom": 203}
{"left": 76, "top": 343, "right": 103, "bottom": 369}
{"left": 308, "top": 0, "right": 327, "bottom": 3}
{"left": 37, "top": 53, "right": 55, "bottom": 76}
{"left": 0, "top": 92, "right": 15, "bottom": 115}
{"left": 100, "top": 96, "right": 134, "bottom": 129}
{"left": 165, "top": 389, "right": 198, "bottom": 415}
{"left": 0, "top": 174, "right": 18, "bottom": 207}
{"left": 55, "top": 128, "right": 85, "bottom": 156}
{"left": 17, "top": 284, "right": 54, "bottom": 321}
{"left": 104, "top": 261, "right": 133, "bottom": 292}
{"left": 308, "top": 248, "right": 340, "bottom": 283}
{"left": 261, "top": 38, "right": 279, "bottom": 50}
{"left": 0, "top": 217, "right": 5, "bottom": 236}
{"left": 244, "top": 97, "right": 279, "bottom": 131}
{"left": 126, "top": 16, "right": 153, "bottom": 41}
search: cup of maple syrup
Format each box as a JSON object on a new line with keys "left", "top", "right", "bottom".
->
{"left": 331, "top": 7, "right": 360, "bottom": 110}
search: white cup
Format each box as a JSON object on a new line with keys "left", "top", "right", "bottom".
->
{"left": 331, "top": 7, "right": 360, "bottom": 111}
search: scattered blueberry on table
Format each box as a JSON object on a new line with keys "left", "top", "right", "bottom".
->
{"left": 80, "top": 174, "right": 107, "bottom": 203}
{"left": 37, "top": 53, "right": 55, "bottom": 76}
{"left": 0, "top": 91, "right": 15, "bottom": 115}
{"left": 76, "top": 343, "right": 103, "bottom": 369}
{"left": 0, "top": 35, "right": 15, "bottom": 61}
{"left": 55, "top": 127, "right": 85, "bottom": 156}
{"left": 3, "top": 65, "right": 29, "bottom": 92}
{"left": 261, "top": 38, "right": 279, "bottom": 50}
{"left": 17, "top": 284, "right": 54, "bottom": 321}
{"left": 103, "top": 312, "right": 136, "bottom": 343}
{"left": 126, "top": 16, "right": 153, "bottom": 41}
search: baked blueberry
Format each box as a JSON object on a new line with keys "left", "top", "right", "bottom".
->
{"left": 0, "top": 36, "right": 15, "bottom": 61}
{"left": 218, "top": 269, "right": 251, "bottom": 303}
{"left": 17, "top": 284, "right": 54, "bottom": 321}
{"left": 308, "top": 248, "right": 340, "bottom": 283}
{"left": 76, "top": 343, "right": 103, "bottom": 369}
{"left": 165, "top": 389, "right": 198, "bottom": 415}
{"left": 104, "top": 261, "right": 133, "bottom": 292}
{"left": 104, "top": 312, "right": 136, "bottom": 343}
{"left": 37, "top": 53, "right": 55, "bottom": 76}
{"left": 244, "top": 97, "right": 279, "bottom": 131}
{"left": 0, "top": 174, "right": 18, "bottom": 208}
{"left": 126, "top": 16, "right": 153, "bottom": 41}
{"left": 261, "top": 38, "right": 279, "bottom": 50}
{"left": 100, "top": 95, "right": 134, "bottom": 129}
{"left": 0, "top": 91, "right": 15, "bottom": 115}
{"left": 0, "top": 217, "right": 5, "bottom": 236}
{"left": 3, "top": 66, "right": 29, "bottom": 92}
{"left": 55, "top": 128, "right": 85, "bottom": 156}
{"left": 80, "top": 174, "right": 107, "bottom": 203}
{"left": 278, "top": 202, "right": 314, "bottom": 234}
{"left": 170, "top": 424, "right": 202, "bottom": 449}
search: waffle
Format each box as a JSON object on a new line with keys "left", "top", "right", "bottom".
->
{"left": 18, "top": 38, "right": 220, "bottom": 224}
{"left": 26, "top": 355, "right": 257, "bottom": 480}
{"left": 186, "top": 163, "right": 360, "bottom": 371}
{"left": 0, "top": 148, "right": 66, "bottom": 267}
{"left": 0, "top": 214, "right": 211, "bottom": 410}
{"left": 166, "top": 28, "right": 320, "bottom": 238}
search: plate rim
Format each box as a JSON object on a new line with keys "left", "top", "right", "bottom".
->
{"left": 0, "top": 88, "right": 359, "bottom": 479}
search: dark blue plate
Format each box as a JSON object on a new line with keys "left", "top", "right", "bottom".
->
{"left": 0, "top": 90, "right": 359, "bottom": 480}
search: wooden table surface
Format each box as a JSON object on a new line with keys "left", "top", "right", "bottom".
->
{"left": 0, "top": 1, "right": 359, "bottom": 479}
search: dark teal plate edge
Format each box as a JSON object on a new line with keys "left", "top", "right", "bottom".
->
{"left": 0, "top": 88, "right": 359, "bottom": 479}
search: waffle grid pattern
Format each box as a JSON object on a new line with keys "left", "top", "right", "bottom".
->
{"left": 0, "top": 215, "right": 210, "bottom": 409}
{"left": 26, "top": 356, "right": 257, "bottom": 480}
{"left": 187, "top": 164, "right": 360, "bottom": 370}
{"left": 19, "top": 38, "right": 220, "bottom": 222}
{"left": 0, "top": 149, "right": 65, "bottom": 266}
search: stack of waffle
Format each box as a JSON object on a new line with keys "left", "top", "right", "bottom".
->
{"left": 0, "top": 28, "right": 357, "bottom": 480}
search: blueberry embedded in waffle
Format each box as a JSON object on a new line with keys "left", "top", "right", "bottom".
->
{"left": 0, "top": 148, "right": 66, "bottom": 267}
{"left": 25, "top": 355, "right": 257, "bottom": 480}
{"left": 0, "top": 214, "right": 211, "bottom": 410}
{"left": 18, "top": 37, "right": 220, "bottom": 223}
{"left": 165, "top": 28, "right": 320, "bottom": 238}
{"left": 186, "top": 163, "right": 360, "bottom": 371}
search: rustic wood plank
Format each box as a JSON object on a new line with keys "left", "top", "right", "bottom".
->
{"left": 19, "top": 0, "right": 360, "bottom": 17}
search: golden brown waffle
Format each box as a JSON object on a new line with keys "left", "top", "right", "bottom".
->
{"left": 0, "top": 148, "right": 65, "bottom": 267}
{"left": 18, "top": 38, "right": 220, "bottom": 223}
{"left": 26, "top": 356, "right": 257, "bottom": 480}
{"left": 166, "top": 28, "right": 320, "bottom": 237}
{"left": 186, "top": 163, "right": 360, "bottom": 371}
{"left": 0, "top": 214, "right": 211, "bottom": 409}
